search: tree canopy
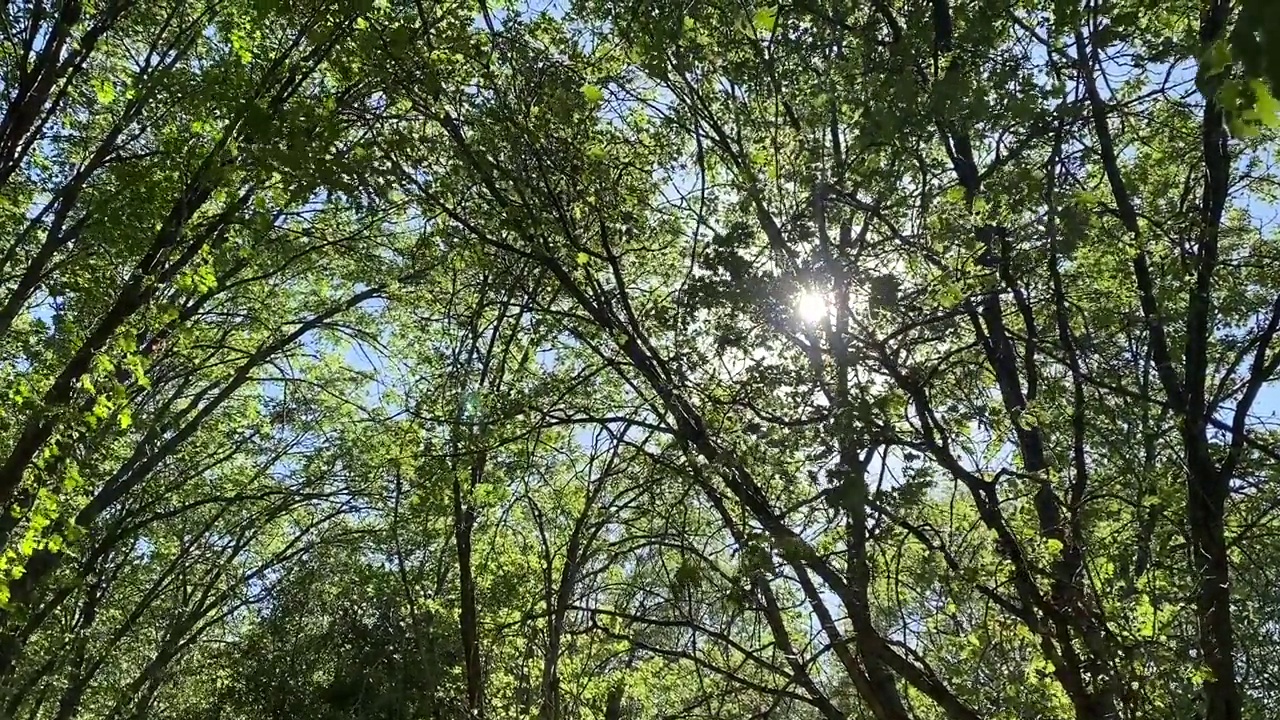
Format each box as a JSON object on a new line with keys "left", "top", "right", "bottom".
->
{"left": 1, "top": 1, "right": 1280, "bottom": 719}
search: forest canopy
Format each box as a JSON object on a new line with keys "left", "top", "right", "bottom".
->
{"left": 1, "top": 1, "right": 1279, "bottom": 719}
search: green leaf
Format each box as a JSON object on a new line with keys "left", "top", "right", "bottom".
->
{"left": 1251, "top": 80, "right": 1280, "bottom": 126}
{"left": 230, "top": 31, "right": 254, "bottom": 64}
{"left": 92, "top": 79, "right": 116, "bottom": 105}
{"left": 581, "top": 84, "right": 604, "bottom": 103}
{"left": 753, "top": 6, "right": 777, "bottom": 33}
{"left": 1230, "top": 116, "right": 1260, "bottom": 138}
{"left": 576, "top": 251, "right": 590, "bottom": 265}
{"left": 939, "top": 283, "right": 963, "bottom": 309}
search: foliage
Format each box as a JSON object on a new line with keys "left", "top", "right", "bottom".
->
{"left": 1, "top": 1, "right": 1280, "bottom": 720}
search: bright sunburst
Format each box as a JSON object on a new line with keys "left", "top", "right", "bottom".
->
{"left": 796, "top": 291, "right": 828, "bottom": 324}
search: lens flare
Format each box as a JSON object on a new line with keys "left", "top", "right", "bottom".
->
{"left": 796, "top": 291, "right": 828, "bottom": 324}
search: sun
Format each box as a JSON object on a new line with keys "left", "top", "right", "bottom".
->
{"left": 796, "top": 291, "right": 829, "bottom": 324}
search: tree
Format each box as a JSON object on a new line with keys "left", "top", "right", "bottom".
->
{"left": 5, "top": 0, "right": 1280, "bottom": 719}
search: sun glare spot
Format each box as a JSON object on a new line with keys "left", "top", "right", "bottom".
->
{"left": 796, "top": 291, "right": 828, "bottom": 324}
